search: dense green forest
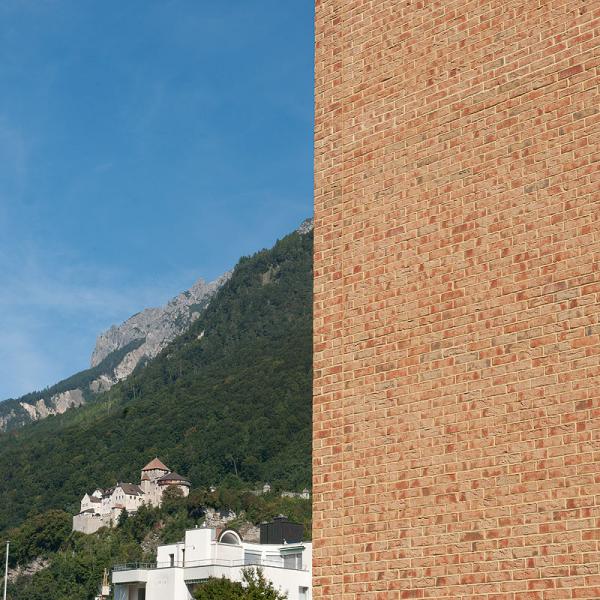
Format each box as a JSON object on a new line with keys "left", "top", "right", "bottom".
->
{"left": 0, "top": 338, "right": 146, "bottom": 432}
{"left": 0, "top": 229, "right": 312, "bottom": 535}
{"left": 6, "top": 488, "right": 311, "bottom": 600}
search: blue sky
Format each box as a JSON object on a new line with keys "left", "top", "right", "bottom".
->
{"left": 0, "top": 1, "right": 314, "bottom": 399}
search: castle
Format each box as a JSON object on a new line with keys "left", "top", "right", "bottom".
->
{"left": 73, "top": 458, "right": 190, "bottom": 534}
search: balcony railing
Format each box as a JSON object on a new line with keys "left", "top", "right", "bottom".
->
{"left": 113, "top": 562, "right": 156, "bottom": 572}
{"left": 113, "top": 558, "right": 307, "bottom": 573}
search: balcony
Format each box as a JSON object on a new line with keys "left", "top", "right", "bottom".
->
{"left": 113, "top": 557, "right": 307, "bottom": 584}
{"left": 183, "top": 557, "right": 306, "bottom": 583}
{"left": 112, "top": 563, "right": 156, "bottom": 584}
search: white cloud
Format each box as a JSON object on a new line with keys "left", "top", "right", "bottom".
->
{"left": 0, "top": 240, "right": 203, "bottom": 399}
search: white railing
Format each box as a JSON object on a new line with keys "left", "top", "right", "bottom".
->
{"left": 113, "top": 558, "right": 307, "bottom": 573}
{"left": 113, "top": 562, "right": 156, "bottom": 571}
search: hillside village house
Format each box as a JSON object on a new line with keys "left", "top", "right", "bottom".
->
{"left": 73, "top": 458, "right": 190, "bottom": 534}
{"left": 112, "top": 517, "right": 311, "bottom": 600}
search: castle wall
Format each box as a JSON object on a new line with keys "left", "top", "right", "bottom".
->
{"left": 73, "top": 513, "right": 110, "bottom": 535}
{"left": 314, "top": 1, "right": 600, "bottom": 598}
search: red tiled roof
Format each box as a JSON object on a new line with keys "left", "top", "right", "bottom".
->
{"left": 141, "top": 458, "right": 169, "bottom": 472}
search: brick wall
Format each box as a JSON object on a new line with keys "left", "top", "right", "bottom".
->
{"left": 313, "top": 1, "right": 600, "bottom": 598}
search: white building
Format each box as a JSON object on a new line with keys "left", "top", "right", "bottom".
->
{"left": 73, "top": 458, "right": 191, "bottom": 534}
{"left": 112, "top": 521, "right": 311, "bottom": 600}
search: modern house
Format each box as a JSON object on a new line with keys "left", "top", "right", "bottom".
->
{"left": 112, "top": 516, "right": 311, "bottom": 600}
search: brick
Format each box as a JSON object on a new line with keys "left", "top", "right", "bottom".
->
{"left": 314, "top": 1, "right": 600, "bottom": 599}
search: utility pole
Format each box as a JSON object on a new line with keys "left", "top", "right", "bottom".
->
{"left": 3, "top": 540, "right": 9, "bottom": 600}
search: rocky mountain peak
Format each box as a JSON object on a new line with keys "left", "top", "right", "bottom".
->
{"left": 0, "top": 271, "right": 231, "bottom": 433}
{"left": 90, "top": 272, "right": 231, "bottom": 373}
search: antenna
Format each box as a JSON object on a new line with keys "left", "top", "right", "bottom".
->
{"left": 3, "top": 541, "right": 9, "bottom": 600}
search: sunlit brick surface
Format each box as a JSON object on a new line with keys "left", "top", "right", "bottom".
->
{"left": 313, "top": 1, "right": 600, "bottom": 598}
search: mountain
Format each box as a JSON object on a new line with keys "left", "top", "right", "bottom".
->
{"left": 0, "top": 224, "right": 313, "bottom": 534}
{"left": 90, "top": 273, "right": 231, "bottom": 373}
{"left": 0, "top": 274, "right": 229, "bottom": 433}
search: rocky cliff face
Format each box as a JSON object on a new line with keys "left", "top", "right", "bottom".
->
{"left": 297, "top": 217, "right": 313, "bottom": 235}
{"left": 90, "top": 273, "right": 230, "bottom": 380}
{"left": 19, "top": 390, "right": 85, "bottom": 421}
{"left": 0, "top": 218, "right": 312, "bottom": 434}
{"left": 0, "top": 390, "right": 85, "bottom": 432}
{"left": 0, "top": 273, "right": 229, "bottom": 433}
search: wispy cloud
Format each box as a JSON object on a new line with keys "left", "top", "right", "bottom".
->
{"left": 0, "top": 240, "right": 202, "bottom": 399}
{"left": 0, "top": 321, "right": 64, "bottom": 398}
{"left": 0, "top": 0, "right": 313, "bottom": 401}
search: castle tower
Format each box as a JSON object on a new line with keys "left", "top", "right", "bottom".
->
{"left": 141, "top": 458, "right": 170, "bottom": 506}
{"left": 141, "top": 457, "right": 170, "bottom": 482}
{"left": 140, "top": 472, "right": 150, "bottom": 496}
{"left": 314, "top": 2, "right": 599, "bottom": 598}
{"left": 156, "top": 472, "right": 191, "bottom": 500}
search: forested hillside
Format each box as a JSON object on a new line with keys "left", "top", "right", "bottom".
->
{"left": 0, "top": 228, "right": 312, "bottom": 534}
{"left": 6, "top": 489, "right": 311, "bottom": 600}
{"left": 0, "top": 272, "right": 227, "bottom": 434}
{"left": 0, "top": 339, "right": 144, "bottom": 432}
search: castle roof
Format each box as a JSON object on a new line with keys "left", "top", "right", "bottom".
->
{"left": 116, "top": 483, "right": 144, "bottom": 496}
{"left": 141, "top": 458, "right": 170, "bottom": 472}
{"left": 157, "top": 472, "right": 191, "bottom": 486}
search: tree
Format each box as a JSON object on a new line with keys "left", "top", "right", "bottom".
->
{"left": 162, "top": 485, "right": 185, "bottom": 514}
{"left": 242, "top": 568, "right": 287, "bottom": 600}
{"left": 117, "top": 509, "right": 129, "bottom": 527}
{"left": 194, "top": 568, "right": 287, "bottom": 600}
{"left": 193, "top": 576, "right": 244, "bottom": 600}
{"left": 9, "top": 510, "right": 71, "bottom": 567}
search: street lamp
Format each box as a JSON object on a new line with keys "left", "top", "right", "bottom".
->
{"left": 2, "top": 540, "right": 9, "bottom": 600}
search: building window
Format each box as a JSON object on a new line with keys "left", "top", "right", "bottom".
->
{"left": 266, "top": 553, "right": 282, "bottom": 567}
{"left": 299, "top": 587, "right": 309, "bottom": 600}
{"left": 169, "top": 553, "right": 174, "bottom": 567}
{"left": 283, "top": 552, "right": 302, "bottom": 570}
{"left": 244, "top": 552, "right": 261, "bottom": 566}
